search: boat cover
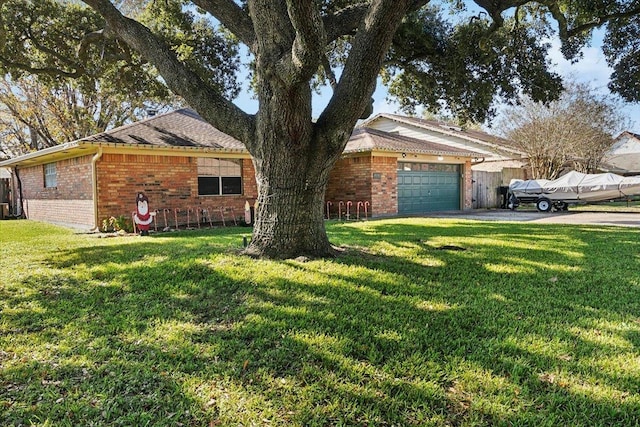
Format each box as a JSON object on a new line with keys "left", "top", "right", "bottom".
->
{"left": 509, "top": 171, "right": 640, "bottom": 202}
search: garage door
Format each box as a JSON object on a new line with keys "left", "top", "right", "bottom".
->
{"left": 397, "top": 162, "right": 460, "bottom": 214}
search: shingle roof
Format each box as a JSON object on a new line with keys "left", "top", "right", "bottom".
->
{"left": 345, "top": 128, "right": 483, "bottom": 157}
{"left": 0, "top": 110, "right": 487, "bottom": 168}
{"left": 80, "top": 108, "right": 246, "bottom": 151}
{"left": 365, "top": 113, "right": 522, "bottom": 155}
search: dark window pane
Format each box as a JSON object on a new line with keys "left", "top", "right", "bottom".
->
{"left": 198, "top": 177, "right": 220, "bottom": 195}
{"left": 221, "top": 177, "right": 242, "bottom": 195}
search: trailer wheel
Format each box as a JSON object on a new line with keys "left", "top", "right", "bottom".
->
{"left": 536, "top": 197, "right": 552, "bottom": 212}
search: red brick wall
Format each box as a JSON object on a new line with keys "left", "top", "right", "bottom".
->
{"left": 326, "top": 154, "right": 398, "bottom": 218}
{"left": 18, "top": 156, "right": 95, "bottom": 227}
{"left": 370, "top": 156, "right": 398, "bottom": 216}
{"left": 96, "top": 154, "right": 257, "bottom": 228}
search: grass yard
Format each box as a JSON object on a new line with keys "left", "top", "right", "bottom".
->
{"left": 1, "top": 218, "right": 640, "bottom": 426}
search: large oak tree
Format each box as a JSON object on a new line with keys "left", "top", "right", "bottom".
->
{"left": 2, "top": 0, "right": 640, "bottom": 258}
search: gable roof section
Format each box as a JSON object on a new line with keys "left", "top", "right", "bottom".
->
{"left": 362, "top": 113, "right": 523, "bottom": 157}
{"left": 80, "top": 108, "right": 245, "bottom": 150}
{"left": 346, "top": 128, "right": 482, "bottom": 157}
{"left": 0, "top": 109, "right": 248, "bottom": 168}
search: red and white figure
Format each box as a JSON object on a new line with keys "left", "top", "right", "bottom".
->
{"left": 134, "top": 192, "right": 155, "bottom": 236}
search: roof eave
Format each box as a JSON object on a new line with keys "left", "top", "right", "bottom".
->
{"left": 344, "top": 146, "right": 483, "bottom": 158}
{"left": 88, "top": 141, "right": 248, "bottom": 153}
{"left": 0, "top": 141, "right": 85, "bottom": 167}
{"left": 0, "top": 140, "right": 249, "bottom": 168}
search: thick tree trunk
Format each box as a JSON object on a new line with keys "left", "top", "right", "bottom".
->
{"left": 78, "top": 0, "right": 420, "bottom": 259}
{"left": 245, "top": 79, "right": 341, "bottom": 259}
{"left": 238, "top": 0, "right": 413, "bottom": 259}
{"left": 246, "top": 156, "right": 335, "bottom": 258}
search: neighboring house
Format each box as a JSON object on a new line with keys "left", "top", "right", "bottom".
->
{"left": 0, "top": 109, "right": 485, "bottom": 230}
{"left": 600, "top": 131, "right": 640, "bottom": 176}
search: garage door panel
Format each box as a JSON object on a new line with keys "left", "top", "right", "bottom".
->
{"left": 398, "top": 163, "right": 460, "bottom": 214}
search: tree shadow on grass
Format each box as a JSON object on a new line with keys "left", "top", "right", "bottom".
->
{"left": 2, "top": 220, "right": 640, "bottom": 426}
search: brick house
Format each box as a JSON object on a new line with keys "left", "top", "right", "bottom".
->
{"left": 362, "top": 113, "right": 526, "bottom": 172}
{"left": 0, "top": 109, "right": 482, "bottom": 230}
{"left": 360, "top": 114, "right": 530, "bottom": 209}
{"left": 326, "top": 127, "right": 481, "bottom": 217}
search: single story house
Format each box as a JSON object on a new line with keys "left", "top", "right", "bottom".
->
{"left": 362, "top": 114, "right": 527, "bottom": 172}
{"left": 361, "top": 114, "right": 529, "bottom": 208}
{"left": 600, "top": 131, "right": 640, "bottom": 176}
{"left": 0, "top": 109, "right": 485, "bottom": 230}
{"left": 326, "top": 127, "right": 481, "bottom": 216}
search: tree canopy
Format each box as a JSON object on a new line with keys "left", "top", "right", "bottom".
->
{"left": 3, "top": 0, "right": 640, "bottom": 257}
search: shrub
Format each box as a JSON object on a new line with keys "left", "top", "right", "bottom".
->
{"left": 102, "top": 215, "right": 134, "bottom": 233}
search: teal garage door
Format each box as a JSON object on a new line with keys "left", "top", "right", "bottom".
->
{"left": 397, "top": 162, "right": 460, "bottom": 214}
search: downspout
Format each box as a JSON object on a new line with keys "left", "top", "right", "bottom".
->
{"left": 91, "top": 148, "right": 103, "bottom": 231}
{"left": 471, "top": 157, "right": 485, "bottom": 166}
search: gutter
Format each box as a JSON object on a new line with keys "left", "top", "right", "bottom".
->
{"left": 0, "top": 141, "right": 81, "bottom": 167}
{"left": 91, "top": 148, "right": 103, "bottom": 231}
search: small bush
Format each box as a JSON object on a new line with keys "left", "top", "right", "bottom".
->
{"left": 102, "top": 215, "right": 134, "bottom": 233}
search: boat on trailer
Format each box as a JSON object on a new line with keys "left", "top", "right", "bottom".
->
{"left": 508, "top": 171, "right": 640, "bottom": 212}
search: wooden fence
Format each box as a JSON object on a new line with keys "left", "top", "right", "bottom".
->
{"left": 472, "top": 168, "right": 526, "bottom": 209}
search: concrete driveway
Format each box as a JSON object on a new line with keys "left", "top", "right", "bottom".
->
{"left": 428, "top": 209, "right": 640, "bottom": 228}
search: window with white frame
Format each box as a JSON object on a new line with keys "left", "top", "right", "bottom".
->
{"left": 44, "top": 163, "right": 57, "bottom": 188}
{"left": 197, "top": 158, "right": 242, "bottom": 196}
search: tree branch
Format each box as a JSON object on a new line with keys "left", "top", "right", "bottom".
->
{"left": 25, "top": 32, "right": 86, "bottom": 73}
{"left": 567, "top": 7, "right": 640, "bottom": 38}
{"left": 77, "top": 29, "right": 106, "bottom": 61}
{"left": 286, "top": 0, "right": 326, "bottom": 81}
{"left": 323, "top": 1, "right": 429, "bottom": 43}
{"left": 191, "top": 0, "right": 256, "bottom": 46}
{"left": 0, "top": 54, "right": 83, "bottom": 78}
{"left": 80, "top": 0, "right": 255, "bottom": 145}
{"left": 316, "top": 0, "right": 415, "bottom": 154}
{"left": 543, "top": 1, "right": 640, "bottom": 42}
{"left": 323, "top": 3, "right": 368, "bottom": 42}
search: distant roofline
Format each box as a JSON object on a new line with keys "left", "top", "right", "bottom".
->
{"left": 363, "top": 113, "right": 524, "bottom": 156}
{"left": 615, "top": 130, "right": 640, "bottom": 140}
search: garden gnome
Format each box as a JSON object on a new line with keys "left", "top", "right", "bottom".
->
{"left": 134, "top": 192, "right": 155, "bottom": 236}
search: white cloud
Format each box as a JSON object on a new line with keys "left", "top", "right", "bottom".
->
{"left": 546, "top": 38, "right": 613, "bottom": 91}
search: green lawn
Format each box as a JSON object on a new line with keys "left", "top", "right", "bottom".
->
{"left": 1, "top": 218, "right": 639, "bottom": 426}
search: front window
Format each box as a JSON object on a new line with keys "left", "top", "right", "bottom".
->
{"left": 44, "top": 163, "right": 57, "bottom": 188}
{"left": 197, "top": 158, "right": 242, "bottom": 196}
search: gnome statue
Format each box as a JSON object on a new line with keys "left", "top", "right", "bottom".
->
{"left": 134, "top": 192, "right": 155, "bottom": 236}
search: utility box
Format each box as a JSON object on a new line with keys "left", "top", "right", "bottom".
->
{"left": 0, "top": 203, "right": 8, "bottom": 219}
